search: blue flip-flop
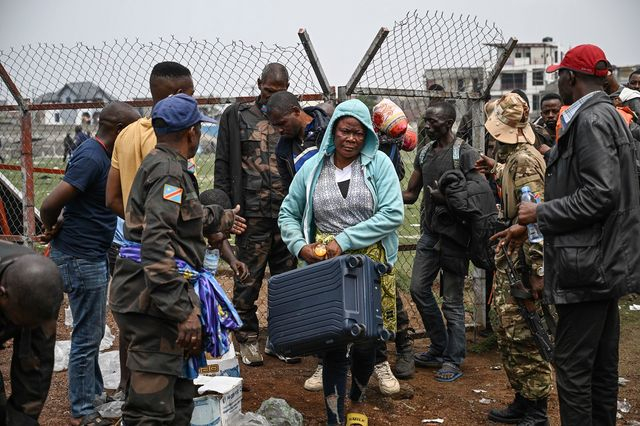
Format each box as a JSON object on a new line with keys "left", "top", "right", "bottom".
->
{"left": 435, "top": 362, "right": 463, "bottom": 382}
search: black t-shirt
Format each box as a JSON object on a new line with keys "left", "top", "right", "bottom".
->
{"left": 413, "top": 140, "right": 479, "bottom": 231}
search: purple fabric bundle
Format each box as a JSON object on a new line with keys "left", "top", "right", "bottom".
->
{"left": 119, "top": 243, "right": 242, "bottom": 378}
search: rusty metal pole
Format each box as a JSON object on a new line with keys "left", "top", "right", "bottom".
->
{"left": 0, "top": 62, "right": 34, "bottom": 246}
{"left": 20, "top": 111, "right": 35, "bottom": 246}
{"left": 298, "top": 29, "right": 334, "bottom": 102}
{"left": 344, "top": 27, "right": 390, "bottom": 97}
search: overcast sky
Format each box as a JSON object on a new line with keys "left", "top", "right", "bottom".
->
{"left": 1, "top": 0, "right": 638, "bottom": 86}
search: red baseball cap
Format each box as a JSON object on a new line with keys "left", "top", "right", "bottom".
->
{"left": 546, "top": 44, "right": 610, "bottom": 77}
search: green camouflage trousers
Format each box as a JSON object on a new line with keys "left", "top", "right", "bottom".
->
{"left": 491, "top": 252, "right": 553, "bottom": 400}
{"left": 233, "top": 218, "right": 297, "bottom": 343}
{"left": 114, "top": 312, "right": 196, "bottom": 425}
{"left": 0, "top": 319, "right": 56, "bottom": 426}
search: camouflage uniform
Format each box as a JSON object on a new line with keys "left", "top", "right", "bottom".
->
{"left": 110, "top": 146, "right": 233, "bottom": 425}
{"left": 492, "top": 142, "right": 552, "bottom": 401}
{"left": 0, "top": 243, "right": 57, "bottom": 426}
{"left": 0, "top": 319, "right": 56, "bottom": 426}
{"left": 214, "top": 100, "right": 296, "bottom": 343}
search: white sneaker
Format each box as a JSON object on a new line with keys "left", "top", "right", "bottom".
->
{"left": 373, "top": 361, "right": 400, "bottom": 395}
{"left": 304, "top": 364, "right": 323, "bottom": 391}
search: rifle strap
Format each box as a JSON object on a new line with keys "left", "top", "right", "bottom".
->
{"left": 510, "top": 287, "right": 533, "bottom": 300}
{"left": 542, "top": 304, "right": 557, "bottom": 336}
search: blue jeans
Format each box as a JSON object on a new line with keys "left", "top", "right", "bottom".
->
{"left": 409, "top": 231, "right": 468, "bottom": 366}
{"left": 50, "top": 246, "right": 108, "bottom": 418}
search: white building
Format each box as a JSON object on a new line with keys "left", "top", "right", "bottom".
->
{"left": 33, "top": 81, "right": 114, "bottom": 125}
{"left": 489, "top": 37, "right": 562, "bottom": 114}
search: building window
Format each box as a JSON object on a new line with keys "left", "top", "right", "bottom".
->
{"left": 54, "top": 112, "right": 60, "bottom": 123}
{"left": 500, "top": 72, "right": 527, "bottom": 90}
{"left": 457, "top": 79, "right": 465, "bottom": 91}
{"left": 532, "top": 70, "right": 544, "bottom": 86}
{"left": 515, "top": 51, "right": 522, "bottom": 58}
{"left": 532, "top": 94, "right": 541, "bottom": 111}
{"left": 472, "top": 78, "right": 480, "bottom": 92}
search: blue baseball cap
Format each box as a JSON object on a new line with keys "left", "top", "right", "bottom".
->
{"left": 151, "top": 93, "right": 216, "bottom": 135}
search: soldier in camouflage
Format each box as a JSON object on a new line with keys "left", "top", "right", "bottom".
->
{"left": 214, "top": 63, "right": 298, "bottom": 366}
{"left": 478, "top": 93, "right": 552, "bottom": 426}
{"left": 0, "top": 241, "right": 63, "bottom": 426}
{"left": 110, "top": 94, "right": 241, "bottom": 425}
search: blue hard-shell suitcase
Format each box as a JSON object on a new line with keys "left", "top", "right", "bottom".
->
{"left": 267, "top": 254, "right": 391, "bottom": 357}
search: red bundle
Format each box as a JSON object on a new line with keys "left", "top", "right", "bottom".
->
{"left": 372, "top": 99, "right": 408, "bottom": 138}
{"left": 401, "top": 126, "right": 417, "bottom": 151}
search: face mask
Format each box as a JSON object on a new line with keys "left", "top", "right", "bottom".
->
{"left": 203, "top": 248, "right": 220, "bottom": 275}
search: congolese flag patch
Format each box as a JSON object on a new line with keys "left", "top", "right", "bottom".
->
{"left": 163, "top": 184, "right": 183, "bottom": 204}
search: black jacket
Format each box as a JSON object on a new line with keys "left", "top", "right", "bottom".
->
{"left": 439, "top": 169, "right": 499, "bottom": 270}
{"left": 275, "top": 106, "right": 330, "bottom": 191}
{"left": 538, "top": 91, "right": 640, "bottom": 304}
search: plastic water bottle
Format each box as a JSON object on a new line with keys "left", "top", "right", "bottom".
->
{"left": 520, "top": 186, "right": 543, "bottom": 243}
{"left": 203, "top": 248, "right": 220, "bottom": 274}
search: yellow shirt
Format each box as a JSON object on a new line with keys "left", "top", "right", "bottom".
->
{"left": 111, "top": 117, "right": 157, "bottom": 208}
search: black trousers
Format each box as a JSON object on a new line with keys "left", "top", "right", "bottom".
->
{"left": 555, "top": 299, "right": 619, "bottom": 426}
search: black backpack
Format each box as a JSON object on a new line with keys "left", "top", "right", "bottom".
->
{"left": 421, "top": 140, "right": 500, "bottom": 270}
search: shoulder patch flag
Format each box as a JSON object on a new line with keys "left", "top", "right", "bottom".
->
{"left": 163, "top": 184, "right": 183, "bottom": 204}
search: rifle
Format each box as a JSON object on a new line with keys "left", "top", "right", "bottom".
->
{"left": 501, "top": 245, "right": 554, "bottom": 363}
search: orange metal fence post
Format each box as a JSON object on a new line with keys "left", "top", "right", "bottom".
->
{"left": 20, "top": 111, "right": 35, "bottom": 246}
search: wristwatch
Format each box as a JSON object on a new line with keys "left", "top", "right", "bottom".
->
{"left": 534, "top": 266, "right": 544, "bottom": 277}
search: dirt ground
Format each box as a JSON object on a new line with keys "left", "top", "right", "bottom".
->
{"left": 1, "top": 279, "right": 639, "bottom": 425}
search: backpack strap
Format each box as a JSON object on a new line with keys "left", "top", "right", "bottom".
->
{"left": 452, "top": 139, "right": 463, "bottom": 170}
{"left": 419, "top": 141, "right": 436, "bottom": 167}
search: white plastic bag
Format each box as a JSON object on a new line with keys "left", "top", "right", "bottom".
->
{"left": 98, "top": 350, "right": 121, "bottom": 390}
{"left": 232, "top": 412, "right": 271, "bottom": 426}
{"left": 53, "top": 340, "right": 71, "bottom": 372}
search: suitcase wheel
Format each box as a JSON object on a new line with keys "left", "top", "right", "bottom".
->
{"left": 375, "top": 262, "right": 389, "bottom": 275}
{"left": 350, "top": 323, "right": 366, "bottom": 337}
{"left": 347, "top": 255, "right": 363, "bottom": 268}
{"left": 379, "top": 328, "right": 394, "bottom": 342}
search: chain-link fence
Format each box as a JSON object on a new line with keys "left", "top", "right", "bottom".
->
{"left": 0, "top": 34, "right": 328, "bottom": 239}
{"left": 0, "top": 10, "right": 514, "bottom": 335}
{"left": 340, "top": 10, "right": 515, "bottom": 331}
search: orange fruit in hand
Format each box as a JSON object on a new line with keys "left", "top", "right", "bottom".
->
{"left": 314, "top": 244, "right": 327, "bottom": 258}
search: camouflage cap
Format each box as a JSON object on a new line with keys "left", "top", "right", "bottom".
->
{"left": 484, "top": 98, "right": 499, "bottom": 118}
{"left": 484, "top": 92, "right": 535, "bottom": 144}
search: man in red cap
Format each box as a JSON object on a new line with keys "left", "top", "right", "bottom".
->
{"left": 516, "top": 44, "right": 640, "bottom": 425}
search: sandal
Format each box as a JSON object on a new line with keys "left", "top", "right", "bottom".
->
{"left": 70, "top": 412, "right": 111, "bottom": 426}
{"left": 435, "top": 362, "right": 463, "bottom": 382}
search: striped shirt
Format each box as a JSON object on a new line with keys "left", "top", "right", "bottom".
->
{"left": 560, "top": 91, "right": 600, "bottom": 131}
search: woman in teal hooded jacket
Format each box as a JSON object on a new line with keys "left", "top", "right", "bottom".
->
{"left": 278, "top": 99, "right": 404, "bottom": 424}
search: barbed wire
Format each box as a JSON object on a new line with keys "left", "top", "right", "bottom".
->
{"left": 358, "top": 10, "right": 505, "bottom": 94}
{"left": 0, "top": 36, "right": 322, "bottom": 104}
